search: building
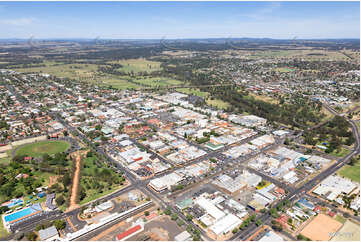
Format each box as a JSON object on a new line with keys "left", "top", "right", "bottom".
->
{"left": 258, "top": 231, "right": 284, "bottom": 241}
{"left": 313, "top": 175, "right": 357, "bottom": 200}
{"left": 175, "top": 231, "right": 192, "bottom": 241}
{"left": 38, "top": 226, "right": 59, "bottom": 241}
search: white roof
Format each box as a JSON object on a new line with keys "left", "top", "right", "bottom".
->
{"left": 196, "top": 196, "right": 225, "bottom": 221}
{"left": 175, "top": 231, "right": 192, "bottom": 241}
{"left": 210, "top": 213, "right": 242, "bottom": 235}
{"left": 283, "top": 171, "right": 297, "bottom": 181}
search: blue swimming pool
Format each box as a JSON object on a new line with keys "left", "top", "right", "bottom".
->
{"left": 7, "top": 199, "right": 23, "bottom": 208}
{"left": 4, "top": 203, "right": 42, "bottom": 223}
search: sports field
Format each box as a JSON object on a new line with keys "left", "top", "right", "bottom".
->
{"left": 300, "top": 214, "right": 343, "bottom": 241}
{"left": 331, "top": 220, "right": 360, "bottom": 241}
{"left": 337, "top": 160, "right": 360, "bottom": 183}
{"left": 15, "top": 140, "right": 70, "bottom": 157}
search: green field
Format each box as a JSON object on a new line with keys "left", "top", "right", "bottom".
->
{"left": 96, "top": 78, "right": 141, "bottom": 90}
{"left": 134, "top": 77, "right": 183, "bottom": 87}
{"left": 14, "top": 61, "right": 101, "bottom": 80}
{"left": 0, "top": 149, "right": 12, "bottom": 165}
{"left": 330, "top": 147, "right": 350, "bottom": 158}
{"left": 337, "top": 160, "right": 360, "bottom": 183}
{"left": 15, "top": 140, "right": 70, "bottom": 157}
{"left": 176, "top": 88, "right": 209, "bottom": 98}
{"left": 274, "top": 67, "right": 296, "bottom": 72}
{"left": 206, "top": 98, "right": 230, "bottom": 109}
{"left": 111, "top": 59, "right": 162, "bottom": 73}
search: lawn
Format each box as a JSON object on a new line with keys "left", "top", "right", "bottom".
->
{"left": 206, "top": 98, "right": 230, "bottom": 110}
{"left": 15, "top": 140, "right": 70, "bottom": 157}
{"left": 337, "top": 159, "right": 360, "bottom": 183}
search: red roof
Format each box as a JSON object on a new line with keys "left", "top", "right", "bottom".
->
{"left": 328, "top": 211, "right": 336, "bottom": 217}
{"left": 116, "top": 225, "right": 141, "bottom": 240}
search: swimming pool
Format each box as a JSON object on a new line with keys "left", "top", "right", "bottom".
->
{"left": 4, "top": 203, "right": 42, "bottom": 223}
{"left": 7, "top": 199, "right": 23, "bottom": 208}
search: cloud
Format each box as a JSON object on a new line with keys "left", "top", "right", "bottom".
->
{"left": 0, "top": 17, "right": 35, "bottom": 26}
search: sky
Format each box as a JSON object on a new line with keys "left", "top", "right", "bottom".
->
{"left": 0, "top": 1, "right": 359, "bottom": 39}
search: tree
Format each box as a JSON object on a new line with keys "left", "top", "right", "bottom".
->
{"left": 55, "top": 195, "right": 65, "bottom": 206}
{"left": 53, "top": 220, "right": 66, "bottom": 230}
{"left": 256, "top": 219, "right": 262, "bottom": 227}
{"left": 25, "top": 232, "right": 37, "bottom": 241}
{"left": 186, "top": 214, "right": 193, "bottom": 221}
{"left": 0, "top": 206, "right": 9, "bottom": 214}
{"left": 144, "top": 211, "right": 150, "bottom": 216}
{"left": 171, "top": 213, "right": 178, "bottom": 220}
{"left": 232, "top": 228, "right": 239, "bottom": 233}
{"left": 164, "top": 207, "right": 172, "bottom": 215}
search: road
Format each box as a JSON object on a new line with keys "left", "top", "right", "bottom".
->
{"left": 4, "top": 78, "right": 359, "bottom": 241}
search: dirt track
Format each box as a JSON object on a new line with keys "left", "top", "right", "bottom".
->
{"left": 67, "top": 150, "right": 87, "bottom": 212}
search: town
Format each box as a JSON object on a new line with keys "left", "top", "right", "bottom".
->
{"left": 0, "top": 1, "right": 360, "bottom": 242}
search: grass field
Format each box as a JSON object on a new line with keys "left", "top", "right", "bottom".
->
{"left": 274, "top": 67, "right": 296, "bottom": 72}
{"left": 96, "top": 78, "right": 141, "bottom": 90}
{"left": 331, "top": 220, "right": 360, "bottom": 241}
{"left": 176, "top": 88, "right": 209, "bottom": 98}
{"left": 330, "top": 147, "right": 351, "bottom": 158}
{"left": 14, "top": 61, "right": 101, "bottom": 80}
{"left": 111, "top": 59, "right": 162, "bottom": 73}
{"left": 15, "top": 140, "right": 70, "bottom": 157}
{"left": 206, "top": 98, "right": 230, "bottom": 109}
{"left": 337, "top": 159, "right": 360, "bottom": 182}
{"left": 133, "top": 77, "right": 183, "bottom": 87}
{"left": 0, "top": 218, "right": 9, "bottom": 238}
{"left": 0, "top": 149, "right": 12, "bottom": 165}
{"left": 247, "top": 93, "right": 279, "bottom": 104}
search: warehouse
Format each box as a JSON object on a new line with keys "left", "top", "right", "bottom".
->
{"left": 210, "top": 213, "right": 242, "bottom": 236}
{"left": 148, "top": 173, "right": 184, "bottom": 192}
{"left": 313, "top": 175, "right": 357, "bottom": 200}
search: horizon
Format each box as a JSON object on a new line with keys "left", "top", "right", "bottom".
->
{"left": 0, "top": 1, "right": 359, "bottom": 39}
